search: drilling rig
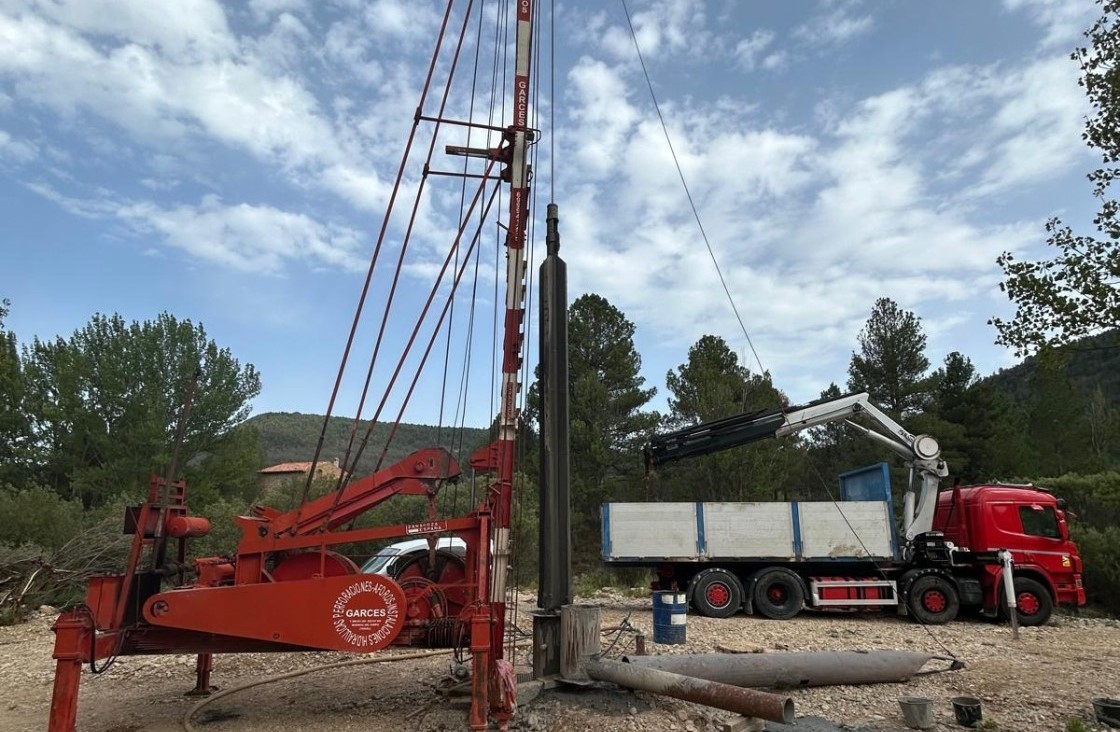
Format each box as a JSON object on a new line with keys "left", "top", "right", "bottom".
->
{"left": 47, "top": 2, "right": 541, "bottom": 730}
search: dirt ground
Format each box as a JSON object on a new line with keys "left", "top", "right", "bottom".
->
{"left": 2, "top": 592, "right": 1118, "bottom": 732}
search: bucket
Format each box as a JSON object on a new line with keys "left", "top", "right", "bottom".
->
{"left": 651, "top": 590, "right": 687, "bottom": 644}
{"left": 951, "top": 696, "right": 983, "bottom": 727}
{"left": 1093, "top": 697, "right": 1120, "bottom": 728}
{"left": 899, "top": 696, "right": 934, "bottom": 730}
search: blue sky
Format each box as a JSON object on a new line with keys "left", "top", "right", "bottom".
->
{"left": 0, "top": 0, "right": 1103, "bottom": 428}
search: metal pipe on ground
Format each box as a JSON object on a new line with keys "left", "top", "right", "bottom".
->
{"left": 621, "top": 650, "right": 961, "bottom": 689}
{"left": 585, "top": 659, "right": 794, "bottom": 724}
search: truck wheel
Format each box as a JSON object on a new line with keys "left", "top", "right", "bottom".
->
{"left": 691, "top": 569, "right": 743, "bottom": 618}
{"left": 906, "top": 574, "right": 960, "bottom": 625}
{"left": 752, "top": 568, "right": 805, "bottom": 620}
{"left": 1006, "top": 577, "right": 1053, "bottom": 627}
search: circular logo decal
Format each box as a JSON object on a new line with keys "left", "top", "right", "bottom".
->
{"left": 331, "top": 578, "right": 401, "bottom": 649}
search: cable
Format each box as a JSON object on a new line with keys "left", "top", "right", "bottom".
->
{"left": 180, "top": 648, "right": 452, "bottom": 732}
{"left": 803, "top": 456, "right": 960, "bottom": 661}
{"left": 618, "top": 0, "right": 766, "bottom": 378}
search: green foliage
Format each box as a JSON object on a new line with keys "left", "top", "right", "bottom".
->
{"left": 662, "top": 335, "right": 800, "bottom": 502}
{"left": 22, "top": 312, "right": 261, "bottom": 507}
{"left": 1064, "top": 716, "right": 1092, "bottom": 732}
{"left": 801, "top": 383, "right": 882, "bottom": 499}
{"left": 572, "top": 565, "right": 650, "bottom": 598}
{"left": 1040, "top": 471, "right": 1120, "bottom": 528}
{"left": 187, "top": 496, "right": 247, "bottom": 558}
{"left": 0, "top": 485, "right": 83, "bottom": 549}
{"left": 992, "top": 2, "right": 1120, "bottom": 355}
{"left": 1073, "top": 524, "right": 1120, "bottom": 614}
{"left": 1026, "top": 363, "right": 1093, "bottom": 475}
{"left": 0, "top": 300, "right": 33, "bottom": 486}
{"left": 184, "top": 425, "right": 263, "bottom": 508}
{"left": 847, "top": 298, "right": 931, "bottom": 416}
{"left": 536, "top": 294, "right": 659, "bottom": 569}
{"left": 1029, "top": 471, "right": 1120, "bottom": 614}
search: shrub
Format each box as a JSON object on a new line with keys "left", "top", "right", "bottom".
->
{"left": 1071, "top": 524, "right": 1120, "bottom": 615}
{"left": 0, "top": 485, "right": 83, "bottom": 549}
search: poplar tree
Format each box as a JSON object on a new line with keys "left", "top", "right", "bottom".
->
{"left": 992, "top": 1, "right": 1120, "bottom": 355}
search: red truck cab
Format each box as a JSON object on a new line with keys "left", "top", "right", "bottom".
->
{"left": 933, "top": 484, "right": 1086, "bottom": 619}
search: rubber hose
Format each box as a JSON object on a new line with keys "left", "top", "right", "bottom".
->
{"left": 181, "top": 648, "right": 452, "bottom": 731}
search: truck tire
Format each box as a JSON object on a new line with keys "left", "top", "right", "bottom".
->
{"left": 1005, "top": 577, "right": 1054, "bottom": 627}
{"left": 906, "top": 574, "right": 960, "bottom": 625}
{"left": 691, "top": 569, "right": 743, "bottom": 618}
{"left": 751, "top": 568, "right": 805, "bottom": 620}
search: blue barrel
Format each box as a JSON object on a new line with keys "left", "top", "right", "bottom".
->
{"left": 652, "top": 590, "right": 687, "bottom": 644}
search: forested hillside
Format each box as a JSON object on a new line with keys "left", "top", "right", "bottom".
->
{"left": 984, "top": 330, "right": 1120, "bottom": 406}
{"left": 246, "top": 411, "right": 490, "bottom": 475}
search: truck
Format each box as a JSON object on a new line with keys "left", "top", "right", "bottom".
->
{"left": 601, "top": 392, "right": 1086, "bottom": 626}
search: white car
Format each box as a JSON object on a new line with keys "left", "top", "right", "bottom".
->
{"left": 360, "top": 537, "right": 467, "bottom": 576}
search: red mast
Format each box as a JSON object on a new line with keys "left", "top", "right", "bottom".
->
{"left": 490, "top": 0, "right": 534, "bottom": 656}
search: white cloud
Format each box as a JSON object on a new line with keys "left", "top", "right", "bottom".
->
{"left": 1003, "top": 0, "right": 1096, "bottom": 50}
{"left": 0, "top": 8, "right": 390, "bottom": 211}
{"left": 249, "top": 0, "right": 309, "bottom": 23}
{"left": 734, "top": 30, "right": 775, "bottom": 72}
{"left": 24, "top": 182, "right": 365, "bottom": 274}
{"left": 567, "top": 58, "right": 641, "bottom": 179}
{"left": 26, "top": 0, "right": 236, "bottom": 61}
{"left": 553, "top": 10, "right": 1080, "bottom": 401}
{"left": 0, "top": 130, "right": 37, "bottom": 164}
{"left": 762, "top": 52, "right": 788, "bottom": 71}
{"left": 119, "top": 196, "right": 366, "bottom": 274}
{"left": 599, "top": 0, "right": 711, "bottom": 61}
{"left": 964, "top": 57, "right": 1089, "bottom": 198}
{"left": 794, "top": 1, "right": 874, "bottom": 47}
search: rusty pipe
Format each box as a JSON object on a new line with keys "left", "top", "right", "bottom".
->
{"left": 585, "top": 659, "right": 794, "bottom": 724}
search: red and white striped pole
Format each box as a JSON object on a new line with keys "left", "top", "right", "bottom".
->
{"left": 490, "top": 0, "right": 535, "bottom": 662}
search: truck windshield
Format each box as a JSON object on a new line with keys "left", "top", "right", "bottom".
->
{"left": 1019, "top": 506, "right": 1061, "bottom": 539}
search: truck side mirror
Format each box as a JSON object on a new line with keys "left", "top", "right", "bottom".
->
{"left": 1056, "top": 510, "right": 1070, "bottom": 540}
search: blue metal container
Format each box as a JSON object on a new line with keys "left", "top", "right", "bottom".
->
{"left": 652, "top": 590, "right": 687, "bottom": 644}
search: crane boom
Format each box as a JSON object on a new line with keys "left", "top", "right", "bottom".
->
{"left": 644, "top": 392, "right": 948, "bottom": 540}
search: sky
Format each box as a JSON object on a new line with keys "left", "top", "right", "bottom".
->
{"left": 0, "top": 0, "right": 1104, "bottom": 429}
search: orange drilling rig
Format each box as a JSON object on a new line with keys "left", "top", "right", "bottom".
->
{"left": 47, "top": 1, "right": 540, "bottom": 729}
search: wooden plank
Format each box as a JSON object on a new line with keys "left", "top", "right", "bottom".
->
{"left": 717, "top": 715, "right": 764, "bottom": 732}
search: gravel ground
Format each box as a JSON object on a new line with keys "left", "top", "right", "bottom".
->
{"left": 2, "top": 592, "right": 1118, "bottom": 732}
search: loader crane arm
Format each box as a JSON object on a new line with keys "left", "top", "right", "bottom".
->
{"left": 643, "top": 392, "right": 948, "bottom": 540}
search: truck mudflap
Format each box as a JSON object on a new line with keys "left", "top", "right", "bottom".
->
{"left": 955, "top": 577, "right": 984, "bottom": 606}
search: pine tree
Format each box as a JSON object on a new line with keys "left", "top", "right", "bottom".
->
{"left": 847, "top": 298, "right": 931, "bottom": 416}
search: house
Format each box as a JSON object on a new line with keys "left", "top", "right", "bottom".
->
{"left": 257, "top": 458, "right": 344, "bottom": 494}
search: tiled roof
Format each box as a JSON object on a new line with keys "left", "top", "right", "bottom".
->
{"left": 258, "top": 461, "right": 315, "bottom": 474}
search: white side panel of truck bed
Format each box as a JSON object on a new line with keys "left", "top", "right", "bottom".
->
{"left": 797, "top": 501, "right": 894, "bottom": 559}
{"left": 703, "top": 502, "right": 795, "bottom": 559}
{"left": 604, "top": 503, "right": 698, "bottom": 559}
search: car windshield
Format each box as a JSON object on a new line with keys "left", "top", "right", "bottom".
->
{"left": 359, "top": 547, "right": 401, "bottom": 574}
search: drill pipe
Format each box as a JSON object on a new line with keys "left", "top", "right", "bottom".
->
{"left": 585, "top": 659, "right": 794, "bottom": 724}
{"left": 621, "top": 650, "right": 961, "bottom": 689}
